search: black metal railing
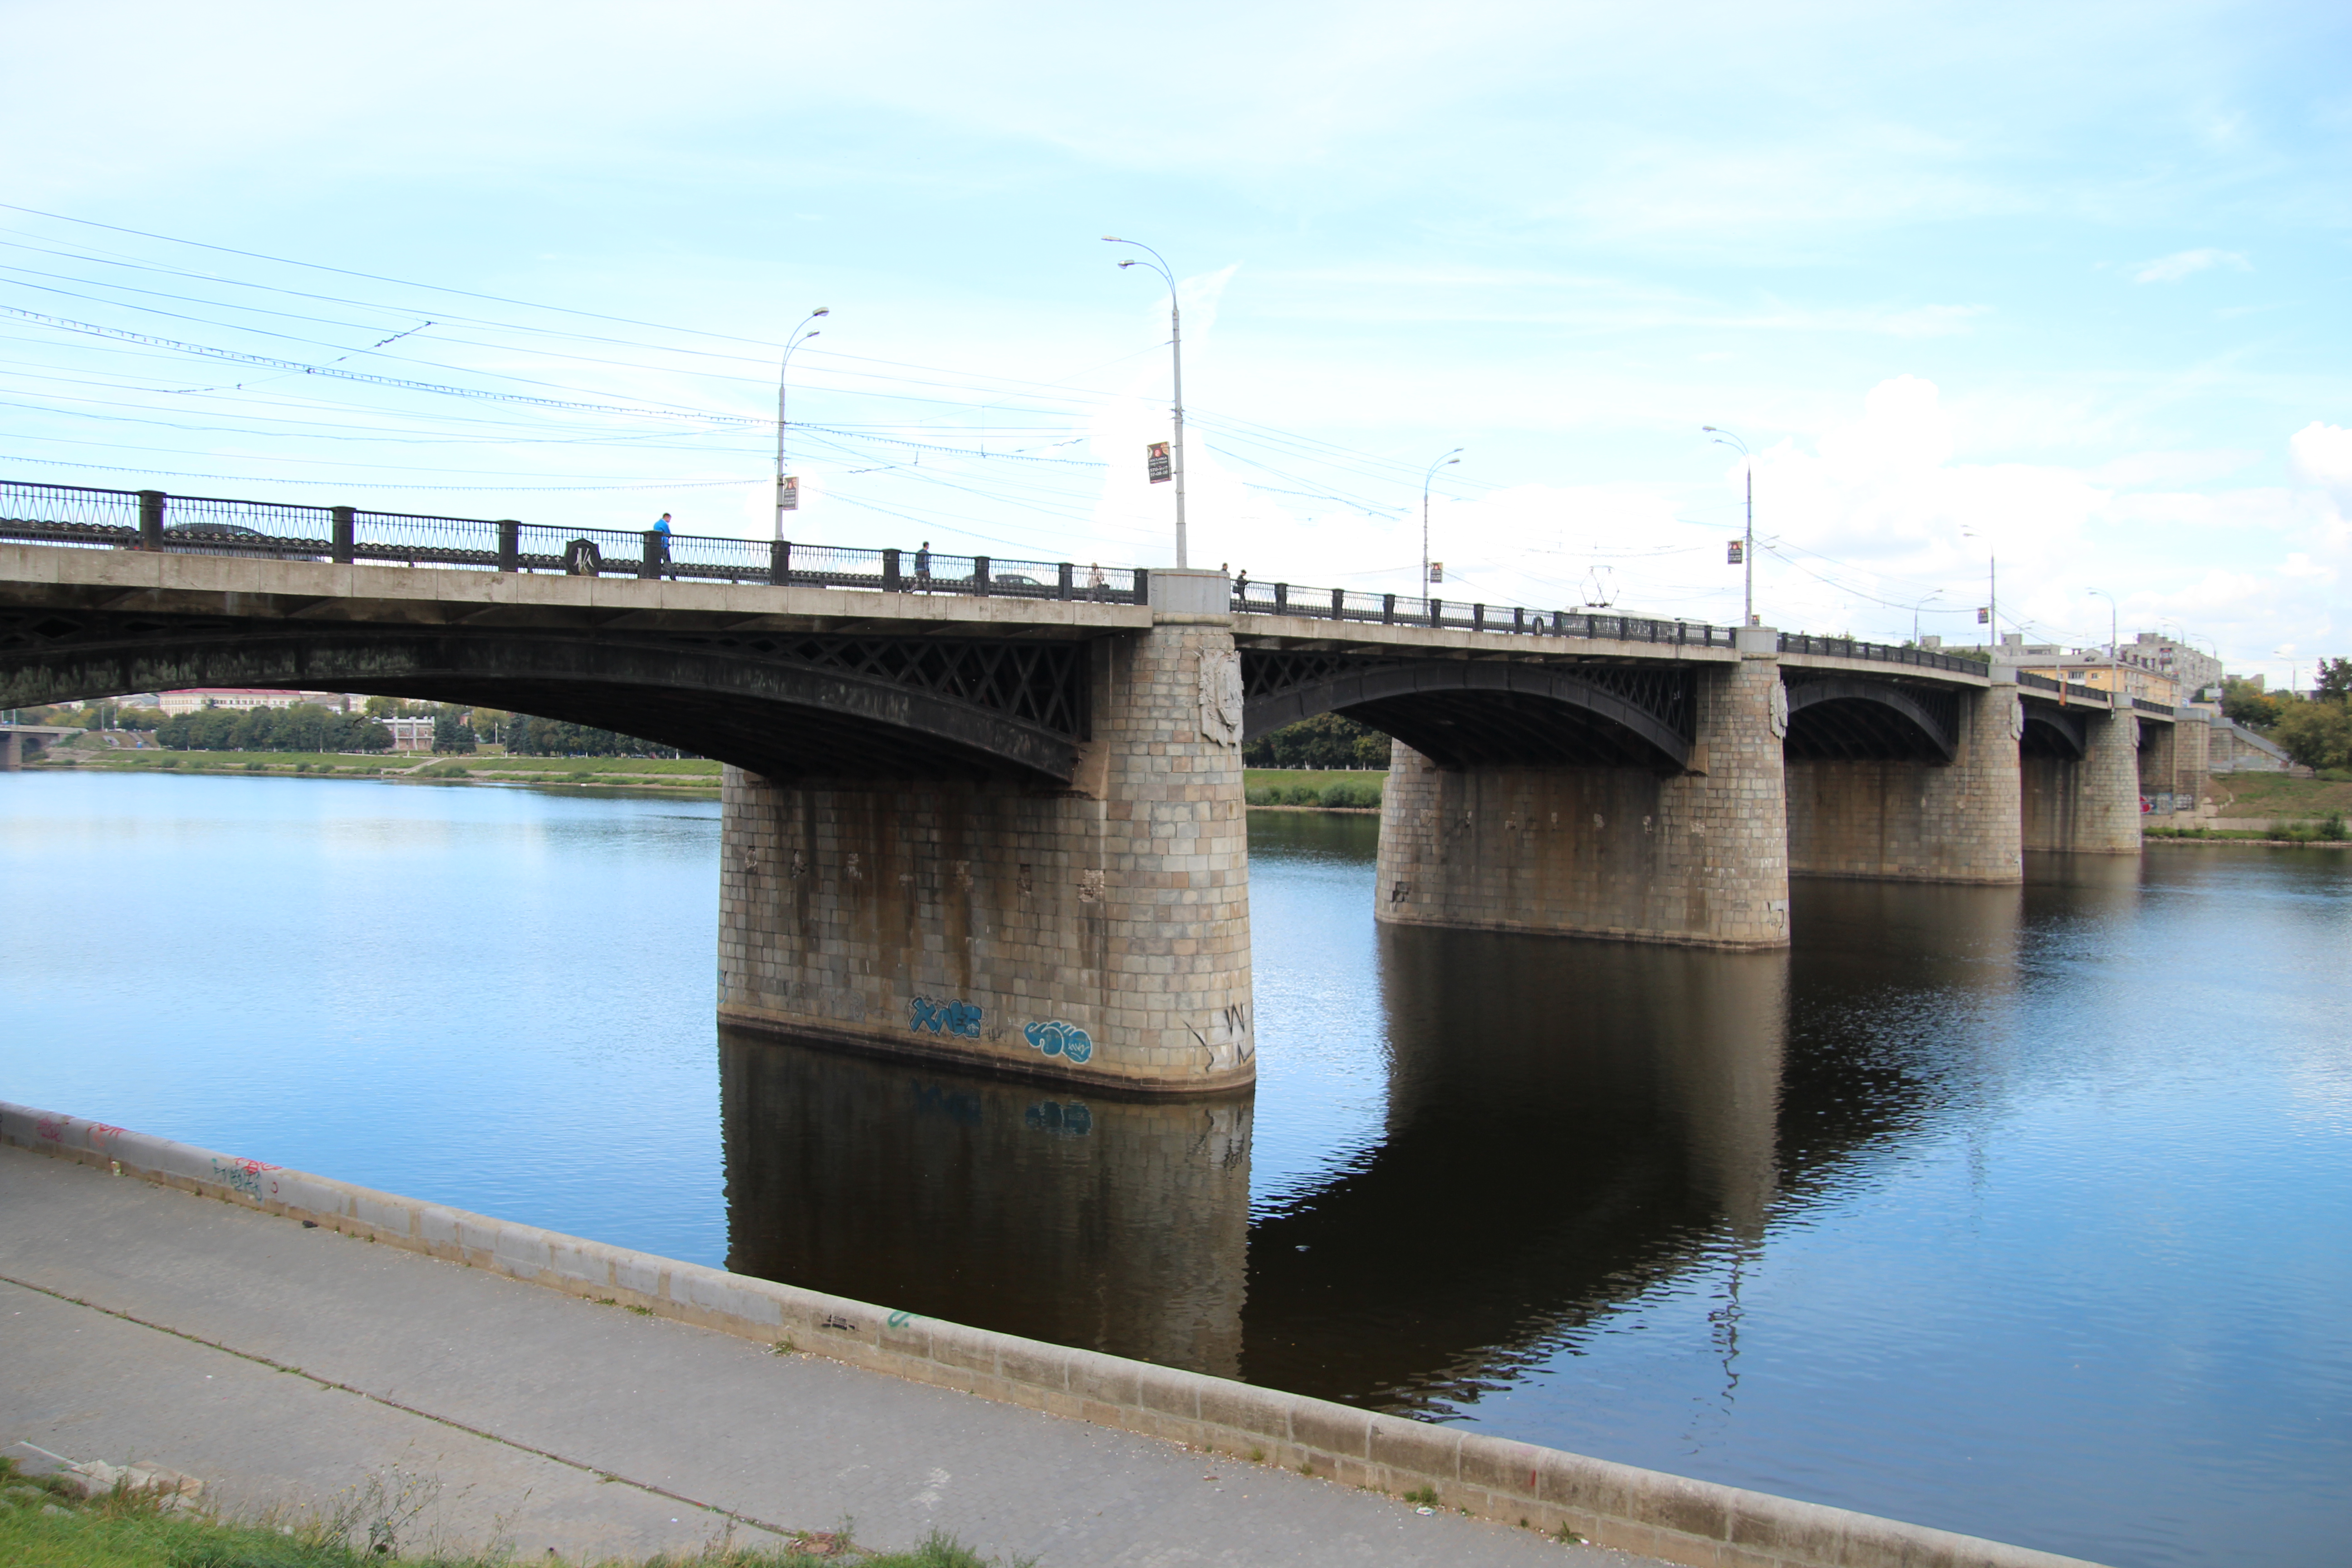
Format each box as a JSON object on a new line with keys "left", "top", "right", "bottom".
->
{"left": 2013, "top": 669, "right": 2112, "bottom": 704}
{"left": 2132, "top": 697, "right": 2175, "bottom": 716}
{"left": 1775, "top": 633, "right": 1988, "bottom": 674}
{"left": 1229, "top": 577, "right": 1732, "bottom": 647}
{"left": 0, "top": 480, "right": 1147, "bottom": 605}
{"left": 5, "top": 480, "right": 2131, "bottom": 682}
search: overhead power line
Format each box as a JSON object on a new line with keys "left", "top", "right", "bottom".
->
{"left": 1, "top": 305, "right": 763, "bottom": 426}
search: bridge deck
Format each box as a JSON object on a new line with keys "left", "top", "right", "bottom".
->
{"left": 0, "top": 543, "right": 1150, "bottom": 642}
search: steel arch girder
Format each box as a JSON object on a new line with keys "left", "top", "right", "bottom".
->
{"left": 2020, "top": 702, "right": 2087, "bottom": 760}
{"left": 1242, "top": 659, "right": 1692, "bottom": 769}
{"left": 1783, "top": 677, "right": 1957, "bottom": 761}
{"left": 0, "top": 621, "right": 1082, "bottom": 782}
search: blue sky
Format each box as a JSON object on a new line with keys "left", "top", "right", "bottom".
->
{"left": 5, "top": 1, "right": 2347, "bottom": 681}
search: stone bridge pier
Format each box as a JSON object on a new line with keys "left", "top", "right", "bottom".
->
{"left": 2021, "top": 704, "right": 2143, "bottom": 854}
{"left": 719, "top": 590, "right": 1258, "bottom": 1096}
{"left": 1372, "top": 629, "right": 1791, "bottom": 949}
{"left": 1783, "top": 675, "right": 2024, "bottom": 884}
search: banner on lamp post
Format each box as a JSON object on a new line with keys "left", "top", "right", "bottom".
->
{"left": 1726, "top": 540, "right": 1744, "bottom": 564}
{"left": 779, "top": 475, "right": 800, "bottom": 512}
{"left": 1146, "top": 442, "right": 1171, "bottom": 484}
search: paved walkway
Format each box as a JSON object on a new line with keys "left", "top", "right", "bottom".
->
{"left": 0, "top": 1145, "right": 1656, "bottom": 1566}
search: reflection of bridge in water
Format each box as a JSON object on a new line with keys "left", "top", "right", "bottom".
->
{"left": 718, "top": 856, "right": 2048, "bottom": 1411}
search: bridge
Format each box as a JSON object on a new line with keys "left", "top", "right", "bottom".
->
{"left": 0, "top": 722, "right": 80, "bottom": 769}
{"left": 0, "top": 480, "right": 2204, "bottom": 1095}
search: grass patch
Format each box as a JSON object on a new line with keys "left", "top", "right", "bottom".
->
{"left": 2208, "top": 770, "right": 2352, "bottom": 819}
{"left": 461, "top": 755, "right": 722, "bottom": 776}
{"left": 34, "top": 750, "right": 397, "bottom": 773}
{"left": 2147, "top": 818, "right": 2350, "bottom": 843}
{"left": 1241, "top": 768, "right": 1383, "bottom": 809}
{"left": 0, "top": 1457, "right": 1019, "bottom": 1567}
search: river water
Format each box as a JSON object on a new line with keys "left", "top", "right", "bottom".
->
{"left": 2, "top": 772, "right": 2346, "bottom": 1568}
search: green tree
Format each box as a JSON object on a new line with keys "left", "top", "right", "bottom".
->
{"left": 2221, "top": 677, "right": 2279, "bottom": 730}
{"left": 433, "top": 711, "right": 478, "bottom": 753}
{"left": 1242, "top": 712, "right": 1391, "bottom": 769}
{"left": 2271, "top": 697, "right": 2352, "bottom": 771}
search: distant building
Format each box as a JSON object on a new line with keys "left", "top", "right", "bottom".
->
{"left": 157, "top": 688, "right": 352, "bottom": 716}
{"left": 2120, "top": 633, "right": 2225, "bottom": 700}
{"left": 379, "top": 715, "right": 435, "bottom": 753}
{"left": 2011, "top": 653, "right": 2181, "bottom": 706}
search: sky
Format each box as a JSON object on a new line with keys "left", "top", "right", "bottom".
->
{"left": 4, "top": 0, "right": 2347, "bottom": 681}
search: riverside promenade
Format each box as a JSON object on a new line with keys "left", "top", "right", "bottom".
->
{"left": 0, "top": 1142, "right": 1630, "bottom": 1567}
{"left": 0, "top": 1106, "right": 2107, "bottom": 1568}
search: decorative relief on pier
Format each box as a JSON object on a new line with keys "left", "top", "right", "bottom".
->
{"left": 1198, "top": 649, "right": 1245, "bottom": 747}
{"left": 1023, "top": 1019, "right": 1094, "bottom": 1064}
{"left": 1768, "top": 680, "right": 1790, "bottom": 739}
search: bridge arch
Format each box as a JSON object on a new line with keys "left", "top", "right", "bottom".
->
{"left": 1240, "top": 653, "right": 1693, "bottom": 769}
{"left": 0, "top": 608, "right": 1088, "bottom": 782}
{"left": 2020, "top": 704, "right": 2087, "bottom": 760}
{"left": 1781, "top": 676, "right": 1957, "bottom": 762}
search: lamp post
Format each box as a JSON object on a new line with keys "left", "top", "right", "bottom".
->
{"left": 1960, "top": 526, "right": 2000, "bottom": 658}
{"left": 1104, "top": 238, "right": 1188, "bottom": 568}
{"left": 1421, "top": 448, "right": 1462, "bottom": 598}
{"left": 775, "top": 308, "right": 828, "bottom": 539}
{"left": 1703, "top": 427, "right": 1754, "bottom": 626}
{"left": 2087, "top": 588, "right": 2119, "bottom": 699}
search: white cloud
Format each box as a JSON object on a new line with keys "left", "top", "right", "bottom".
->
{"left": 2133, "top": 248, "right": 2251, "bottom": 284}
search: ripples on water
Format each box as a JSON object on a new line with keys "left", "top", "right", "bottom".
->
{"left": 3, "top": 774, "right": 2347, "bottom": 1568}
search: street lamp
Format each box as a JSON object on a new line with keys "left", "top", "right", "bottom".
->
{"left": 1703, "top": 427, "right": 1754, "bottom": 627}
{"left": 1421, "top": 448, "right": 1462, "bottom": 598}
{"left": 2086, "top": 588, "right": 2119, "bottom": 698}
{"left": 1104, "top": 237, "right": 1189, "bottom": 569}
{"left": 775, "top": 308, "right": 828, "bottom": 539}
{"left": 1962, "top": 526, "right": 1998, "bottom": 657}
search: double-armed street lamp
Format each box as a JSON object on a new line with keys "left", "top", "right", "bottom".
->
{"left": 1703, "top": 426, "right": 1755, "bottom": 627}
{"left": 1421, "top": 448, "right": 1462, "bottom": 596}
{"left": 1104, "top": 237, "right": 1189, "bottom": 569}
{"left": 775, "top": 308, "right": 828, "bottom": 539}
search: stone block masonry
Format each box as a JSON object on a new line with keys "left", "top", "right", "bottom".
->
{"left": 1374, "top": 649, "right": 1792, "bottom": 949}
{"left": 1785, "top": 682, "right": 2024, "bottom": 884}
{"left": 718, "top": 618, "right": 1254, "bottom": 1093}
{"left": 2023, "top": 710, "right": 2143, "bottom": 854}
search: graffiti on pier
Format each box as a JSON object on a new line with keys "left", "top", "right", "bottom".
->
{"left": 1023, "top": 1019, "right": 1094, "bottom": 1065}
{"left": 1024, "top": 1100, "right": 1094, "bottom": 1137}
{"left": 910, "top": 995, "right": 982, "bottom": 1038}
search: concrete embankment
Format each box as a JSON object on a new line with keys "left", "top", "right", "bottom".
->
{"left": 1, "top": 1101, "right": 2108, "bottom": 1568}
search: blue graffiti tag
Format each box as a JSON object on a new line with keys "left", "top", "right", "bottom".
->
{"left": 910, "top": 995, "right": 982, "bottom": 1038}
{"left": 1022, "top": 1019, "right": 1094, "bottom": 1065}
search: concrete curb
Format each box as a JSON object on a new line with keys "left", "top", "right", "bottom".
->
{"left": 3, "top": 1100, "right": 2107, "bottom": 1568}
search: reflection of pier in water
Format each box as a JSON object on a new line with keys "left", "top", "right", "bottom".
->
{"left": 721, "top": 862, "right": 2043, "bottom": 1409}
{"left": 1244, "top": 873, "right": 2038, "bottom": 1414}
{"left": 721, "top": 1031, "right": 1251, "bottom": 1377}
